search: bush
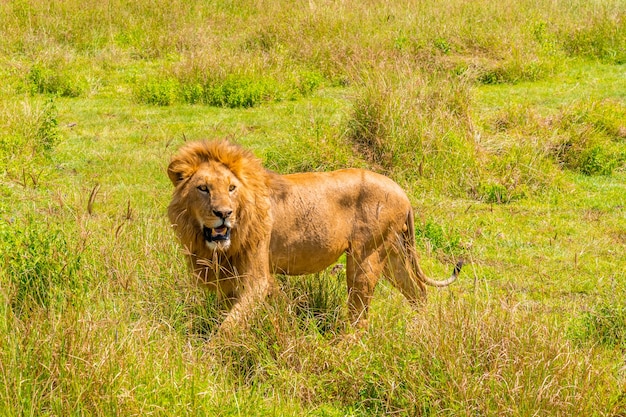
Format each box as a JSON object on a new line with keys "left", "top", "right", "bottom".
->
{"left": 138, "top": 66, "right": 324, "bottom": 108}
{"left": 415, "top": 220, "right": 461, "bottom": 255}
{"left": 569, "top": 304, "right": 626, "bottom": 350}
{"left": 35, "top": 99, "right": 60, "bottom": 153}
{"left": 560, "top": 21, "right": 626, "bottom": 64}
{"left": 579, "top": 145, "right": 621, "bottom": 176}
{"left": 477, "top": 182, "right": 511, "bottom": 204}
{"left": 180, "top": 82, "right": 204, "bottom": 104}
{"left": 26, "top": 64, "right": 86, "bottom": 98}
{"left": 0, "top": 218, "right": 83, "bottom": 314}
{"left": 289, "top": 70, "right": 324, "bottom": 99}
{"left": 135, "top": 75, "right": 274, "bottom": 108}
{"left": 203, "top": 75, "right": 277, "bottom": 108}
{"left": 551, "top": 101, "right": 626, "bottom": 176}
{"left": 0, "top": 98, "right": 61, "bottom": 178}
{"left": 135, "top": 78, "right": 180, "bottom": 106}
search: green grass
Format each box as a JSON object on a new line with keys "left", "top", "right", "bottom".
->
{"left": 1, "top": 0, "right": 625, "bottom": 415}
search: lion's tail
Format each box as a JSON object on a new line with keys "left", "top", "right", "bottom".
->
{"left": 404, "top": 208, "right": 463, "bottom": 288}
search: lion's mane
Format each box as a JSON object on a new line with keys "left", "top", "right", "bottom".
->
{"left": 167, "top": 140, "right": 273, "bottom": 260}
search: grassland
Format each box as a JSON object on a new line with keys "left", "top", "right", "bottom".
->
{"left": 1, "top": 0, "right": 625, "bottom": 415}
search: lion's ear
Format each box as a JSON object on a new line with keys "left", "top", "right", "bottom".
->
{"left": 167, "top": 160, "right": 188, "bottom": 186}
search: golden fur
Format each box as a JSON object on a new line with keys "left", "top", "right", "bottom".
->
{"left": 167, "top": 140, "right": 461, "bottom": 331}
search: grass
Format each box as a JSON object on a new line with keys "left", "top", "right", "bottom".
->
{"left": 1, "top": 0, "right": 625, "bottom": 415}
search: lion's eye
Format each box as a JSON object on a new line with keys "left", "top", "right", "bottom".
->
{"left": 197, "top": 185, "right": 209, "bottom": 194}
{"left": 229, "top": 184, "right": 237, "bottom": 192}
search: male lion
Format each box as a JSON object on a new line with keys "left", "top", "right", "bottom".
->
{"left": 167, "top": 140, "right": 462, "bottom": 331}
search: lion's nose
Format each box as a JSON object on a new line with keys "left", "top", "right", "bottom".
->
{"left": 213, "top": 209, "right": 233, "bottom": 219}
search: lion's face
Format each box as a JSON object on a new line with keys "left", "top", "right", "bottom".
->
{"left": 181, "top": 161, "right": 242, "bottom": 251}
{"left": 168, "top": 139, "right": 273, "bottom": 264}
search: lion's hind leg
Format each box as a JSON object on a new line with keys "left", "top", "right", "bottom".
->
{"left": 346, "top": 248, "right": 385, "bottom": 328}
{"left": 383, "top": 245, "right": 427, "bottom": 307}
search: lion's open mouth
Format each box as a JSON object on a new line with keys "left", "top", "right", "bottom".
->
{"left": 203, "top": 225, "right": 231, "bottom": 242}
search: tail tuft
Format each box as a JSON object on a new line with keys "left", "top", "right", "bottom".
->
{"left": 453, "top": 260, "right": 464, "bottom": 276}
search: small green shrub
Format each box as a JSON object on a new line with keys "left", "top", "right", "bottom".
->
{"left": 35, "top": 99, "right": 60, "bottom": 153}
{"left": 291, "top": 70, "right": 324, "bottom": 98}
{"left": 477, "top": 182, "right": 511, "bottom": 204}
{"left": 26, "top": 64, "right": 85, "bottom": 97}
{"left": 531, "top": 21, "right": 553, "bottom": 47}
{"left": 204, "top": 75, "right": 276, "bottom": 108}
{"left": 150, "top": 65, "right": 322, "bottom": 108}
{"left": 415, "top": 220, "right": 460, "bottom": 255}
{"left": 0, "top": 218, "right": 83, "bottom": 314}
{"left": 393, "top": 35, "right": 409, "bottom": 51}
{"left": 135, "top": 78, "right": 180, "bottom": 106}
{"left": 568, "top": 304, "right": 626, "bottom": 350}
{"left": 560, "top": 21, "right": 626, "bottom": 64}
{"left": 180, "top": 82, "right": 204, "bottom": 104}
{"left": 433, "top": 37, "right": 451, "bottom": 54}
{"left": 579, "top": 145, "right": 621, "bottom": 176}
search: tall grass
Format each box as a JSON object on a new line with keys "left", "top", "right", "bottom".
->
{"left": 3, "top": 0, "right": 624, "bottom": 194}
{"left": 345, "top": 69, "right": 482, "bottom": 194}
{"left": 1, "top": 0, "right": 625, "bottom": 415}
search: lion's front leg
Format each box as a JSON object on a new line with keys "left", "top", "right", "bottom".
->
{"left": 218, "top": 246, "right": 276, "bottom": 335}
{"left": 219, "top": 276, "right": 274, "bottom": 334}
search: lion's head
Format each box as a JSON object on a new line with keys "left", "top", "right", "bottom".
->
{"left": 167, "top": 140, "right": 272, "bottom": 260}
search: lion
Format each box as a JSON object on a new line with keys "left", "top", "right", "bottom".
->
{"left": 167, "top": 140, "right": 462, "bottom": 332}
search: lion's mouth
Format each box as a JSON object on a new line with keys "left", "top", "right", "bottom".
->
{"left": 203, "top": 225, "right": 231, "bottom": 242}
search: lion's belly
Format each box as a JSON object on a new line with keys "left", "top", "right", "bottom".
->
{"left": 269, "top": 231, "right": 348, "bottom": 275}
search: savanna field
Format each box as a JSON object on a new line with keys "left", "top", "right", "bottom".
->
{"left": 1, "top": 0, "right": 625, "bottom": 415}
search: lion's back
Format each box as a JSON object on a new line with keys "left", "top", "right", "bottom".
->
{"left": 268, "top": 168, "right": 412, "bottom": 275}
{"left": 281, "top": 168, "right": 407, "bottom": 196}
